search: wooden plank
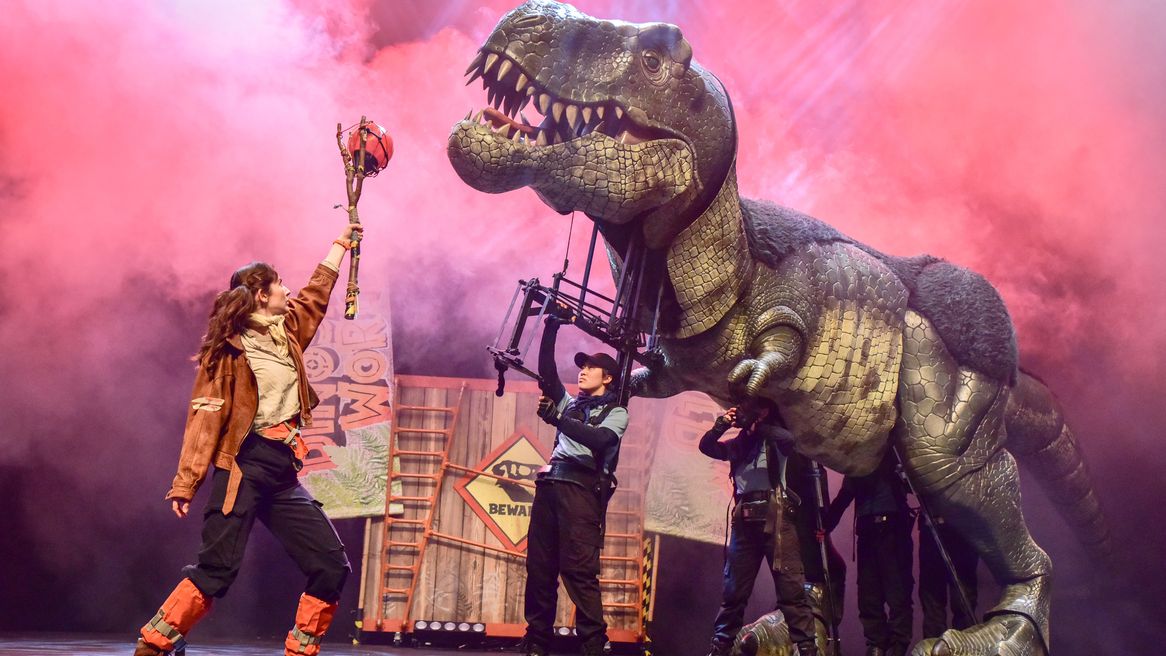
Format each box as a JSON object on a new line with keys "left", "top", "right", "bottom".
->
{"left": 488, "top": 391, "right": 529, "bottom": 626}
{"left": 362, "top": 516, "right": 383, "bottom": 626}
{"left": 398, "top": 374, "right": 543, "bottom": 394}
{"left": 469, "top": 388, "right": 506, "bottom": 625}
{"left": 455, "top": 388, "right": 490, "bottom": 621}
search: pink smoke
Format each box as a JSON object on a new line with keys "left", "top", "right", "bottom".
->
{"left": 0, "top": 0, "right": 1163, "bottom": 647}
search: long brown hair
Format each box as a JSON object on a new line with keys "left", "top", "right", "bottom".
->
{"left": 194, "top": 262, "right": 279, "bottom": 368}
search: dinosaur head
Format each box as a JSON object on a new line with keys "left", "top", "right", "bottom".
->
{"left": 447, "top": 0, "right": 736, "bottom": 248}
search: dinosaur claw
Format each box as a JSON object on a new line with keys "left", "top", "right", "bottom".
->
{"left": 932, "top": 639, "right": 952, "bottom": 656}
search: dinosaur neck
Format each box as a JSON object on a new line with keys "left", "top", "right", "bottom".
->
{"left": 666, "top": 168, "right": 751, "bottom": 339}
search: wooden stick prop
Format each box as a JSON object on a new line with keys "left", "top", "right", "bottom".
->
{"left": 335, "top": 116, "right": 393, "bottom": 319}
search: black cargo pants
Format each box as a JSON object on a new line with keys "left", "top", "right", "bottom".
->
{"left": 182, "top": 433, "right": 350, "bottom": 602}
{"left": 523, "top": 478, "right": 607, "bottom": 649}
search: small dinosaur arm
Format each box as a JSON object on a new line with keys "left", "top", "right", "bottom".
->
{"left": 447, "top": 2, "right": 1110, "bottom": 654}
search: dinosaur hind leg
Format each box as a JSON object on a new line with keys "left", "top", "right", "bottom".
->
{"left": 896, "top": 311, "right": 1051, "bottom": 656}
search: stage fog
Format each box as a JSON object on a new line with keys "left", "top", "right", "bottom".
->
{"left": 0, "top": 1, "right": 1163, "bottom": 654}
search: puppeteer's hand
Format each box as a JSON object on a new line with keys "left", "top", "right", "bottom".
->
{"left": 536, "top": 396, "right": 561, "bottom": 426}
{"left": 544, "top": 300, "right": 575, "bottom": 327}
{"left": 716, "top": 407, "right": 738, "bottom": 428}
{"left": 338, "top": 222, "right": 364, "bottom": 247}
{"left": 171, "top": 499, "right": 191, "bottom": 519}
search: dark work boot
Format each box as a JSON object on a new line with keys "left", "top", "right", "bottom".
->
{"left": 133, "top": 639, "right": 164, "bottom": 656}
{"left": 516, "top": 638, "right": 548, "bottom": 656}
{"left": 796, "top": 639, "right": 819, "bottom": 656}
{"left": 580, "top": 637, "right": 608, "bottom": 656}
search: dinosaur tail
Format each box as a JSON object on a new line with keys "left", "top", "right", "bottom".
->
{"left": 1005, "top": 370, "right": 1112, "bottom": 561}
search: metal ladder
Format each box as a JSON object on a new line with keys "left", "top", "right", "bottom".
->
{"left": 374, "top": 382, "right": 466, "bottom": 632}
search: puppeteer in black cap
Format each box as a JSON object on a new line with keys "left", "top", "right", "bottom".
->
{"left": 518, "top": 310, "right": 629, "bottom": 656}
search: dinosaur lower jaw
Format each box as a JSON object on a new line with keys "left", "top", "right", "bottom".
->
{"left": 447, "top": 120, "right": 694, "bottom": 221}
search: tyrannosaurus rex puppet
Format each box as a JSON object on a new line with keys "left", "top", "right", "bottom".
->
{"left": 448, "top": 3, "right": 1109, "bottom": 654}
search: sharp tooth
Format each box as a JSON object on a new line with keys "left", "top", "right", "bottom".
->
{"left": 520, "top": 113, "right": 532, "bottom": 126}
{"left": 511, "top": 129, "right": 523, "bottom": 142}
{"left": 483, "top": 53, "right": 499, "bottom": 76}
{"left": 464, "top": 110, "right": 472, "bottom": 120}
{"left": 503, "top": 93, "right": 517, "bottom": 117}
{"left": 498, "top": 59, "right": 513, "bottom": 80}
{"left": 515, "top": 72, "right": 528, "bottom": 92}
{"left": 473, "top": 110, "right": 483, "bottom": 122}
{"left": 565, "top": 104, "right": 580, "bottom": 129}
{"left": 552, "top": 101, "right": 564, "bottom": 122}
{"left": 535, "top": 130, "right": 548, "bottom": 147}
{"left": 614, "top": 106, "right": 624, "bottom": 120}
{"left": 464, "top": 53, "right": 484, "bottom": 76}
{"left": 582, "top": 107, "right": 593, "bottom": 124}
{"left": 596, "top": 106, "right": 606, "bottom": 120}
{"left": 538, "top": 93, "right": 552, "bottom": 115}
{"left": 487, "top": 87, "right": 497, "bottom": 107}
{"left": 492, "top": 93, "right": 504, "bottom": 110}
{"left": 466, "top": 67, "right": 483, "bottom": 85}
{"left": 526, "top": 86, "right": 536, "bottom": 96}
{"left": 517, "top": 94, "right": 531, "bottom": 113}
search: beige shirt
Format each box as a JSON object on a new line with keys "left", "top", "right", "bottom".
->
{"left": 240, "top": 260, "right": 339, "bottom": 431}
{"left": 241, "top": 328, "right": 301, "bottom": 431}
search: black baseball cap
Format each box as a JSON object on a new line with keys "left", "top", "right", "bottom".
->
{"left": 574, "top": 351, "right": 620, "bottom": 384}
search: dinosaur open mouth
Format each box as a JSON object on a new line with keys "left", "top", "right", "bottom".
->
{"left": 462, "top": 50, "right": 667, "bottom": 147}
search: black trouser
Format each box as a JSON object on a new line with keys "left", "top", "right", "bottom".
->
{"left": 855, "top": 513, "right": 913, "bottom": 653}
{"left": 918, "top": 517, "right": 978, "bottom": 638}
{"left": 182, "top": 433, "right": 350, "bottom": 602}
{"left": 711, "top": 498, "right": 816, "bottom": 649}
{"left": 524, "top": 478, "right": 606, "bottom": 649}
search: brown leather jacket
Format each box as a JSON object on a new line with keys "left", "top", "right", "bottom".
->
{"left": 167, "top": 263, "right": 338, "bottom": 514}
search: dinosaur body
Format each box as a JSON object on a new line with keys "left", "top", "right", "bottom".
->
{"left": 448, "top": 3, "right": 1109, "bottom": 654}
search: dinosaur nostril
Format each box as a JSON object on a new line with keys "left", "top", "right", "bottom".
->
{"left": 512, "top": 15, "right": 543, "bottom": 28}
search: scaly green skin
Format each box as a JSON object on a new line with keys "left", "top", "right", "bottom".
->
{"left": 449, "top": 3, "right": 1109, "bottom": 654}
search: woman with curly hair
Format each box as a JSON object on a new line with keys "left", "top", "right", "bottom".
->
{"left": 134, "top": 223, "right": 362, "bottom": 656}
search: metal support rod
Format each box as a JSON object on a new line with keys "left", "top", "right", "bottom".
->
{"left": 578, "top": 222, "right": 600, "bottom": 315}
{"left": 890, "top": 444, "right": 976, "bottom": 623}
{"left": 648, "top": 277, "right": 664, "bottom": 351}
{"left": 810, "top": 462, "right": 841, "bottom": 655}
{"left": 505, "top": 279, "right": 541, "bottom": 353}
{"left": 494, "top": 282, "right": 523, "bottom": 348}
{"left": 608, "top": 232, "right": 638, "bottom": 331}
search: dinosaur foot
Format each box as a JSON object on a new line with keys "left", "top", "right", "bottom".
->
{"left": 910, "top": 614, "right": 1046, "bottom": 656}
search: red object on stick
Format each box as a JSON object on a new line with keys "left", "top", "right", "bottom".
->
{"left": 346, "top": 121, "right": 393, "bottom": 175}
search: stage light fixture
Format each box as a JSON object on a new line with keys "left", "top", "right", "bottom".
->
{"left": 443, "top": 621, "right": 456, "bottom": 631}
{"left": 415, "top": 620, "right": 428, "bottom": 630}
{"left": 472, "top": 623, "right": 485, "bottom": 632}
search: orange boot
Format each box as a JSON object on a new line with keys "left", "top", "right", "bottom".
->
{"left": 134, "top": 578, "right": 212, "bottom": 655}
{"left": 284, "top": 593, "right": 339, "bottom": 655}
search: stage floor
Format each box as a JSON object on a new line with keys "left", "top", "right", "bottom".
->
{"left": 0, "top": 635, "right": 503, "bottom": 655}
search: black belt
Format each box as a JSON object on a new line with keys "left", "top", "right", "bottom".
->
{"left": 858, "top": 512, "right": 904, "bottom": 524}
{"left": 735, "top": 490, "right": 771, "bottom": 503}
{"left": 538, "top": 460, "right": 599, "bottom": 486}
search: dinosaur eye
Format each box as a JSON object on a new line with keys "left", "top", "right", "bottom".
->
{"left": 642, "top": 50, "right": 662, "bottom": 73}
{"left": 640, "top": 50, "right": 669, "bottom": 85}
